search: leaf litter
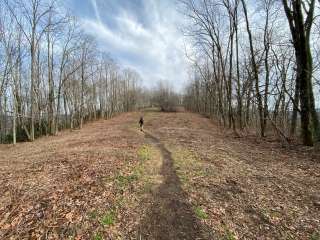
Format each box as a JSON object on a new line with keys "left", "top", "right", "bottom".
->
{"left": 0, "top": 111, "right": 319, "bottom": 239}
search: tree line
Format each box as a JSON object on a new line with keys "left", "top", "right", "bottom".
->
{"left": 181, "top": 0, "right": 320, "bottom": 146}
{"left": 0, "top": 0, "right": 146, "bottom": 144}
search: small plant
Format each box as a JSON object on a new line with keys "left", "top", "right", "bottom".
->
{"left": 311, "top": 232, "right": 320, "bottom": 240}
{"left": 115, "top": 196, "right": 126, "bottom": 207}
{"left": 101, "top": 211, "right": 115, "bottom": 226}
{"left": 194, "top": 206, "right": 208, "bottom": 219}
{"left": 142, "top": 181, "right": 153, "bottom": 193}
{"left": 133, "top": 164, "right": 143, "bottom": 177}
{"left": 88, "top": 210, "right": 98, "bottom": 219}
{"left": 115, "top": 174, "right": 138, "bottom": 187}
{"left": 138, "top": 145, "right": 151, "bottom": 161}
{"left": 222, "top": 228, "right": 236, "bottom": 240}
{"left": 93, "top": 233, "right": 103, "bottom": 240}
{"left": 224, "top": 233, "right": 236, "bottom": 240}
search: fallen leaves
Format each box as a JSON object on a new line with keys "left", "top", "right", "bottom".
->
{"left": 149, "top": 111, "right": 320, "bottom": 239}
{"left": 1, "top": 111, "right": 319, "bottom": 239}
{"left": 0, "top": 113, "right": 146, "bottom": 239}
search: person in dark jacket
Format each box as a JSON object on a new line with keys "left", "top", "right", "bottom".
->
{"left": 139, "top": 116, "right": 144, "bottom": 131}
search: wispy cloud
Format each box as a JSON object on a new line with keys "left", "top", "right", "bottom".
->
{"left": 73, "top": 0, "right": 190, "bottom": 90}
{"left": 90, "top": 0, "right": 102, "bottom": 23}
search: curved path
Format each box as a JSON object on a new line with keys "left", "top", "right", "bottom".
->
{"left": 137, "top": 132, "right": 208, "bottom": 239}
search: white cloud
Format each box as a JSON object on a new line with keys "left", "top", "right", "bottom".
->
{"left": 80, "top": 0, "right": 190, "bottom": 91}
{"left": 90, "top": 0, "right": 102, "bottom": 23}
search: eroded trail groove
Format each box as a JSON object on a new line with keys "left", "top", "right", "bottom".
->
{"left": 137, "top": 132, "right": 207, "bottom": 239}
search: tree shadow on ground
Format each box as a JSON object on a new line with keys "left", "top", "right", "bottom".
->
{"left": 136, "top": 132, "right": 213, "bottom": 240}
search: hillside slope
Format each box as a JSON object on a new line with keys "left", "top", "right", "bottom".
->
{"left": 0, "top": 111, "right": 319, "bottom": 239}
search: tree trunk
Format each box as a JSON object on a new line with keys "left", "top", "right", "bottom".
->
{"left": 290, "top": 77, "right": 300, "bottom": 136}
{"left": 282, "top": 0, "right": 316, "bottom": 146}
{"left": 241, "top": 0, "right": 265, "bottom": 137}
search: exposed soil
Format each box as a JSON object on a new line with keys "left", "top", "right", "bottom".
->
{"left": 137, "top": 132, "right": 211, "bottom": 239}
{"left": 0, "top": 110, "right": 319, "bottom": 239}
{"left": 145, "top": 111, "right": 320, "bottom": 239}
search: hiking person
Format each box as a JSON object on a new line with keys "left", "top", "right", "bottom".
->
{"left": 139, "top": 116, "right": 144, "bottom": 131}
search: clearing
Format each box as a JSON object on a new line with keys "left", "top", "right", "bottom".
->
{"left": 0, "top": 110, "right": 319, "bottom": 239}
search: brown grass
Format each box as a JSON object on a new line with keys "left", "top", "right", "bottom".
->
{"left": 0, "top": 110, "right": 319, "bottom": 239}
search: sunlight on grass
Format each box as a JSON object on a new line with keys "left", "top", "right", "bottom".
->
{"left": 93, "top": 233, "right": 103, "bottom": 240}
{"left": 137, "top": 144, "right": 151, "bottom": 161}
{"left": 110, "top": 143, "right": 163, "bottom": 235}
{"left": 88, "top": 210, "right": 98, "bottom": 219}
{"left": 194, "top": 206, "right": 208, "bottom": 219}
{"left": 310, "top": 231, "right": 320, "bottom": 240}
{"left": 115, "top": 174, "right": 138, "bottom": 188}
{"left": 171, "top": 147, "right": 203, "bottom": 185}
{"left": 136, "top": 144, "right": 163, "bottom": 194}
{"left": 101, "top": 211, "right": 115, "bottom": 226}
{"left": 223, "top": 229, "right": 237, "bottom": 240}
{"left": 115, "top": 195, "right": 126, "bottom": 207}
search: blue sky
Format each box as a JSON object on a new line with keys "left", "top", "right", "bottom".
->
{"left": 64, "top": 0, "right": 190, "bottom": 90}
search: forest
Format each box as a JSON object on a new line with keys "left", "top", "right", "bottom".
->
{"left": 0, "top": 0, "right": 153, "bottom": 144}
{"left": 182, "top": 0, "right": 320, "bottom": 146}
{"left": 1, "top": 0, "right": 320, "bottom": 146}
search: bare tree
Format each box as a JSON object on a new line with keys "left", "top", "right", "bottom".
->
{"left": 282, "top": 0, "right": 319, "bottom": 146}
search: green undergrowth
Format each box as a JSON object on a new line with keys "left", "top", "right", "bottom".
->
{"left": 87, "top": 208, "right": 116, "bottom": 240}
{"left": 88, "top": 145, "right": 158, "bottom": 239}
{"left": 170, "top": 147, "right": 204, "bottom": 186}
{"left": 311, "top": 231, "right": 320, "bottom": 240}
{"left": 93, "top": 233, "right": 103, "bottom": 240}
{"left": 89, "top": 142, "right": 162, "bottom": 239}
{"left": 115, "top": 143, "right": 161, "bottom": 199}
{"left": 88, "top": 210, "right": 98, "bottom": 220}
{"left": 137, "top": 144, "right": 151, "bottom": 161}
{"left": 87, "top": 208, "right": 116, "bottom": 226}
{"left": 223, "top": 232, "right": 236, "bottom": 240}
{"left": 222, "top": 228, "right": 237, "bottom": 240}
{"left": 111, "top": 144, "right": 153, "bottom": 192}
{"left": 100, "top": 210, "right": 115, "bottom": 226}
{"left": 136, "top": 144, "right": 162, "bottom": 194}
{"left": 115, "top": 174, "right": 138, "bottom": 188}
{"left": 194, "top": 206, "right": 208, "bottom": 219}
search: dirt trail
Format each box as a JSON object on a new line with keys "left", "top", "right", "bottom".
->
{"left": 0, "top": 110, "right": 319, "bottom": 239}
{"left": 143, "top": 111, "right": 320, "bottom": 239}
{"left": 137, "top": 132, "right": 208, "bottom": 239}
